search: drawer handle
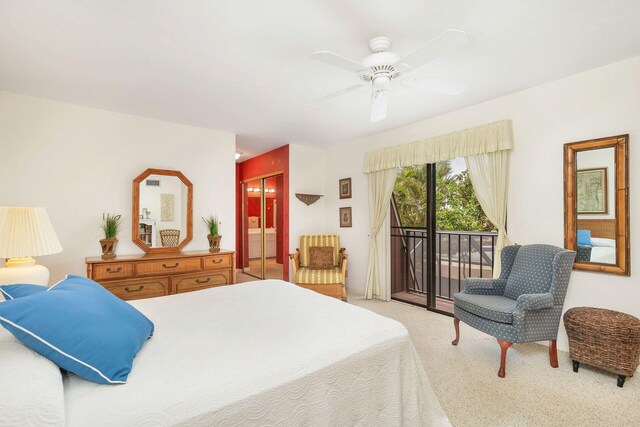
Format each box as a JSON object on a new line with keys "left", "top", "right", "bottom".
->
{"left": 162, "top": 262, "right": 180, "bottom": 269}
{"left": 195, "top": 277, "right": 211, "bottom": 284}
{"left": 106, "top": 267, "right": 122, "bottom": 273}
{"left": 124, "top": 285, "right": 144, "bottom": 293}
{"left": 211, "top": 258, "right": 223, "bottom": 264}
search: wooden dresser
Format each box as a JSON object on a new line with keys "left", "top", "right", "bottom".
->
{"left": 85, "top": 250, "right": 236, "bottom": 301}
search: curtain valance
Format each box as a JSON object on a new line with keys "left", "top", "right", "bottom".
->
{"left": 363, "top": 119, "right": 513, "bottom": 173}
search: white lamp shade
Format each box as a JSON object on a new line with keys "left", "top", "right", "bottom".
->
{"left": 0, "top": 207, "right": 63, "bottom": 258}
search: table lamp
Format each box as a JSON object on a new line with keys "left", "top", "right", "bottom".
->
{"left": 0, "top": 206, "right": 63, "bottom": 286}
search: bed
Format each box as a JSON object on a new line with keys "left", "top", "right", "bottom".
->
{"left": 1, "top": 280, "right": 449, "bottom": 426}
{"left": 577, "top": 219, "right": 617, "bottom": 264}
{"left": 589, "top": 237, "right": 616, "bottom": 264}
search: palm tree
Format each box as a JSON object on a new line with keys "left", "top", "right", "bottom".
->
{"left": 436, "top": 160, "right": 452, "bottom": 179}
{"left": 393, "top": 165, "right": 427, "bottom": 227}
{"left": 393, "top": 160, "right": 493, "bottom": 232}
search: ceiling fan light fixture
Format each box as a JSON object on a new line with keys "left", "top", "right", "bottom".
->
{"left": 362, "top": 51, "right": 400, "bottom": 69}
{"left": 372, "top": 74, "right": 391, "bottom": 89}
{"left": 310, "top": 30, "right": 470, "bottom": 123}
{"left": 370, "top": 89, "right": 388, "bottom": 122}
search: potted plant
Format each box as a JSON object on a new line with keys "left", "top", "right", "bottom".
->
{"left": 100, "top": 213, "right": 122, "bottom": 260}
{"left": 203, "top": 215, "right": 221, "bottom": 252}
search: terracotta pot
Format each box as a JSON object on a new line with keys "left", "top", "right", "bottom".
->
{"left": 100, "top": 237, "right": 118, "bottom": 260}
{"left": 207, "top": 234, "right": 221, "bottom": 253}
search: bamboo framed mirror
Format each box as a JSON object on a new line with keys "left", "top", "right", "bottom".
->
{"left": 564, "top": 134, "right": 629, "bottom": 275}
{"left": 132, "top": 168, "right": 193, "bottom": 254}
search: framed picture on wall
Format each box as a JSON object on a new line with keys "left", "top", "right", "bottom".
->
{"left": 339, "top": 178, "right": 352, "bottom": 199}
{"left": 577, "top": 168, "right": 608, "bottom": 214}
{"left": 339, "top": 207, "right": 352, "bottom": 227}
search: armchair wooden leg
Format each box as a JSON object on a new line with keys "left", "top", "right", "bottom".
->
{"left": 549, "top": 339, "right": 559, "bottom": 368}
{"left": 451, "top": 316, "right": 460, "bottom": 346}
{"left": 497, "top": 339, "right": 512, "bottom": 378}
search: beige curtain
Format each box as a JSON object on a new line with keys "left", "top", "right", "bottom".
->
{"left": 364, "top": 168, "right": 399, "bottom": 300}
{"left": 465, "top": 150, "right": 511, "bottom": 277}
{"left": 363, "top": 119, "right": 513, "bottom": 298}
{"left": 363, "top": 120, "right": 512, "bottom": 173}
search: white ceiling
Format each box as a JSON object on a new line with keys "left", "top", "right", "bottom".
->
{"left": 1, "top": 1, "right": 640, "bottom": 157}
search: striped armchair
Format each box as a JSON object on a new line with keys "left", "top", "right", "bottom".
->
{"left": 290, "top": 235, "right": 347, "bottom": 301}
{"left": 451, "top": 244, "right": 576, "bottom": 378}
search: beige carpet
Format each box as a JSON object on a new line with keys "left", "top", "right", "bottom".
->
{"left": 351, "top": 298, "right": 640, "bottom": 427}
{"left": 236, "top": 259, "right": 284, "bottom": 282}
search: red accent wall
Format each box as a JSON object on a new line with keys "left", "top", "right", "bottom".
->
{"left": 236, "top": 145, "right": 289, "bottom": 280}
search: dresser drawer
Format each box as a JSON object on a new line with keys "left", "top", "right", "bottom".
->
{"left": 102, "top": 278, "right": 169, "bottom": 301}
{"left": 174, "top": 271, "right": 230, "bottom": 294}
{"left": 203, "top": 254, "right": 232, "bottom": 269}
{"left": 135, "top": 257, "right": 202, "bottom": 277}
{"left": 92, "top": 263, "right": 134, "bottom": 281}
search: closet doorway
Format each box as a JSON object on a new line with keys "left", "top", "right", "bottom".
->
{"left": 241, "top": 174, "right": 284, "bottom": 280}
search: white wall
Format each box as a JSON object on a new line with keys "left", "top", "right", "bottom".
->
{"left": 288, "top": 144, "right": 327, "bottom": 279}
{"left": 322, "top": 55, "right": 640, "bottom": 351}
{"left": 0, "top": 91, "right": 236, "bottom": 283}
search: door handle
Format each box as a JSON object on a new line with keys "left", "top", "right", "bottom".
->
{"left": 162, "top": 262, "right": 180, "bottom": 269}
{"left": 195, "top": 277, "right": 211, "bottom": 284}
{"left": 106, "top": 267, "right": 122, "bottom": 273}
{"left": 211, "top": 258, "right": 223, "bottom": 264}
{"left": 124, "top": 285, "right": 144, "bottom": 293}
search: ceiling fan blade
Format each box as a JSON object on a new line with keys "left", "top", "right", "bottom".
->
{"left": 402, "top": 77, "right": 467, "bottom": 95}
{"left": 370, "top": 89, "right": 388, "bottom": 122}
{"left": 310, "top": 51, "right": 367, "bottom": 73}
{"left": 402, "top": 29, "right": 469, "bottom": 71}
{"left": 310, "top": 84, "right": 366, "bottom": 103}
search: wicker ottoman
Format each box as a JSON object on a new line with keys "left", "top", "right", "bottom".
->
{"left": 564, "top": 307, "right": 640, "bottom": 387}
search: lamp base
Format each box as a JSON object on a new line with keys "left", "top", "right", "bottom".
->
{"left": 0, "top": 257, "right": 50, "bottom": 286}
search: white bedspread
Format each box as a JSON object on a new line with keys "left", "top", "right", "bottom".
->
{"left": 63, "top": 280, "right": 449, "bottom": 426}
{"left": 0, "top": 327, "right": 66, "bottom": 426}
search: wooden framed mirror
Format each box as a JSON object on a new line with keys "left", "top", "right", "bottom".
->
{"left": 564, "top": 135, "right": 629, "bottom": 275}
{"left": 132, "top": 168, "right": 193, "bottom": 254}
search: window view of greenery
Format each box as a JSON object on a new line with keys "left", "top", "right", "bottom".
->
{"left": 393, "top": 160, "right": 494, "bottom": 231}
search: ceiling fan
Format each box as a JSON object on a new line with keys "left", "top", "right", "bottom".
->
{"left": 311, "top": 30, "right": 469, "bottom": 122}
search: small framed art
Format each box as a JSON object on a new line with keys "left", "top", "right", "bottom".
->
{"left": 577, "top": 168, "right": 608, "bottom": 214}
{"left": 339, "top": 178, "right": 352, "bottom": 199}
{"left": 339, "top": 207, "right": 352, "bottom": 227}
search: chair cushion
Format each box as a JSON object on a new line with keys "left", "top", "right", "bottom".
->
{"left": 299, "top": 235, "right": 340, "bottom": 267}
{"left": 453, "top": 293, "right": 517, "bottom": 324}
{"left": 295, "top": 267, "right": 343, "bottom": 285}
{"left": 308, "top": 246, "right": 334, "bottom": 269}
{"left": 503, "top": 244, "right": 562, "bottom": 300}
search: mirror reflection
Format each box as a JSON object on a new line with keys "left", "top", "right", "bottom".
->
{"left": 575, "top": 147, "right": 616, "bottom": 265}
{"left": 138, "top": 174, "right": 189, "bottom": 248}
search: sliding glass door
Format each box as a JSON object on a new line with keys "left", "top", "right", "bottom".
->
{"left": 390, "top": 159, "right": 498, "bottom": 314}
{"left": 241, "top": 174, "right": 284, "bottom": 280}
{"left": 242, "top": 179, "right": 264, "bottom": 279}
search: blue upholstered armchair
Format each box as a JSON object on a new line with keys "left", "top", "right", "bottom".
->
{"left": 451, "top": 244, "right": 576, "bottom": 377}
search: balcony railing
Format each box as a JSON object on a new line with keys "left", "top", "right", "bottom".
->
{"left": 390, "top": 226, "right": 498, "bottom": 312}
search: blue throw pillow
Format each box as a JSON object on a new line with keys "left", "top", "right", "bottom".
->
{"left": 577, "top": 229, "right": 592, "bottom": 246}
{"left": 0, "top": 275, "right": 154, "bottom": 384}
{"left": 0, "top": 284, "right": 47, "bottom": 300}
